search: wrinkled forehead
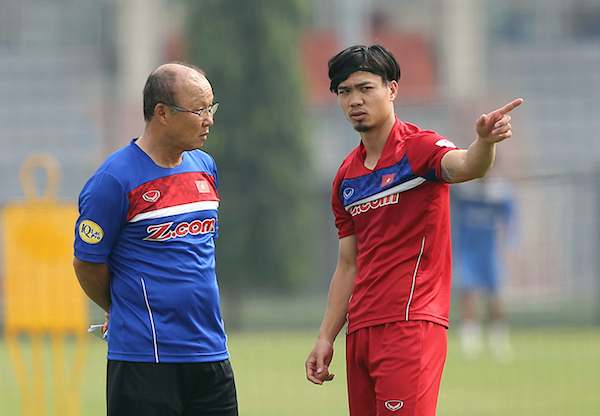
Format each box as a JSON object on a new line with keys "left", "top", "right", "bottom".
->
{"left": 177, "top": 72, "right": 213, "bottom": 104}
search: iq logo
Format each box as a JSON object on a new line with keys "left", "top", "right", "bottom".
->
{"left": 79, "top": 220, "right": 104, "bottom": 244}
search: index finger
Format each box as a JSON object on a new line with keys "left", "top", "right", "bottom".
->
{"left": 498, "top": 98, "right": 524, "bottom": 115}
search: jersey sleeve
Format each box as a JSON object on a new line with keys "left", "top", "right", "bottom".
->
{"left": 331, "top": 163, "right": 355, "bottom": 239}
{"left": 74, "top": 171, "right": 129, "bottom": 263}
{"left": 404, "top": 131, "right": 458, "bottom": 182}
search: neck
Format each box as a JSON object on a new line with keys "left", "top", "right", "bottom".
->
{"left": 360, "top": 114, "right": 396, "bottom": 170}
{"left": 136, "top": 131, "right": 184, "bottom": 168}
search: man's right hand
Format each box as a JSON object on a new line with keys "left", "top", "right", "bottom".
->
{"left": 102, "top": 312, "right": 109, "bottom": 335}
{"left": 305, "top": 338, "right": 335, "bottom": 385}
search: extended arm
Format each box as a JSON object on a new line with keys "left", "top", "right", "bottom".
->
{"left": 441, "top": 98, "right": 523, "bottom": 183}
{"left": 73, "top": 257, "right": 111, "bottom": 313}
{"left": 306, "top": 234, "right": 358, "bottom": 385}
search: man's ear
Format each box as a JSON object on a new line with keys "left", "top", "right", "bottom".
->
{"left": 388, "top": 80, "right": 399, "bottom": 101}
{"left": 154, "top": 103, "right": 170, "bottom": 125}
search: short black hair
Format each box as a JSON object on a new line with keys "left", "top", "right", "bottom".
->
{"left": 142, "top": 62, "right": 205, "bottom": 121}
{"left": 328, "top": 44, "right": 401, "bottom": 93}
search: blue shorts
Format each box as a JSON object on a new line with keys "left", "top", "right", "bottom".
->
{"left": 458, "top": 253, "right": 500, "bottom": 293}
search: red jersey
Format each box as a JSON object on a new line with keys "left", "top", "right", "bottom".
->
{"left": 332, "top": 117, "right": 458, "bottom": 333}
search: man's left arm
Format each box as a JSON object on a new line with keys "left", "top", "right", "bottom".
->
{"left": 73, "top": 257, "right": 111, "bottom": 313}
{"left": 441, "top": 98, "right": 523, "bottom": 183}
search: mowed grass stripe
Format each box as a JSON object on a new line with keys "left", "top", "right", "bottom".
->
{"left": 1, "top": 328, "right": 598, "bottom": 415}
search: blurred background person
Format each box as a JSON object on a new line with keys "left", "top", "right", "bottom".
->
{"left": 452, "top": 172, "right": 519, "bottom": 362}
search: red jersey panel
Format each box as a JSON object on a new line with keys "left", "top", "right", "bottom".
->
{"left": 126, "top": 172, "right": 219, "bottom": 223}
{"left": 332, "top": 118, "right": 458, "bottom": 332}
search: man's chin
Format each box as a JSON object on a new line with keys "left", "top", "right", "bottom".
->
{"left": 354, "top": 123, "right": 372, "bottom": 133}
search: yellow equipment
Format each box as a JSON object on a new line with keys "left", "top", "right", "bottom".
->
{"left": 2, "top": 153, "right": 89, "bottom": 416}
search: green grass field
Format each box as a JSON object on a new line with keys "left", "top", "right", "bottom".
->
{"left": 1, "top": 328, "right": 599, "bottom": 415}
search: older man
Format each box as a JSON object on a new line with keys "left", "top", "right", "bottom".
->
{"left": 74, "top": 62, "right": 238, "bottom": 416}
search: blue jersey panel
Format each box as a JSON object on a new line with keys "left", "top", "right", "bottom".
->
{"left": 74, "top": 140, "right": 228, "bottom": 363}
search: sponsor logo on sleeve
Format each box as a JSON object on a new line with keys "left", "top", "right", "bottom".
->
{"left": 78, "top": 220, "right": 104, "bottom": 244}
{"left": 435, "top": 139, "right": 457, "bottom": 148}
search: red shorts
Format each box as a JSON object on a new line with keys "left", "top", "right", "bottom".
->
{"left": 346, "top": 321, "right": 447, "bottom": 416}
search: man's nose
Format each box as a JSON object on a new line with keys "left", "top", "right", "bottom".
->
{"left": 348, "top": 92, "right": 363, "bottom": 106}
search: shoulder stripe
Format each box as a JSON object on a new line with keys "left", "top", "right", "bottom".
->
{"left": 339, "top": 155, "right": 419, "bottom": 208}
{"left": 345, "top": 177, "right": 426, "bottom": 211}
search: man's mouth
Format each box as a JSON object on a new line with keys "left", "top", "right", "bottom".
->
{"left": 349, "top": 110, "right": 367, "bottom": 121}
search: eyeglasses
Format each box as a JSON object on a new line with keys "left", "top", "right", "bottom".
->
{"left": 161, "top": 102, "right": 219, "bottom": 118}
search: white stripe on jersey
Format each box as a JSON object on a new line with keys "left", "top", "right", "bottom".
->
{"left": 129, "top": 200, "right": 219, "bottom": 223}
{"left": 406, "top": 236, "right": 426, "bottom": 321}
{"left": 140, "top": 277, "right": 159, "bottom": 363}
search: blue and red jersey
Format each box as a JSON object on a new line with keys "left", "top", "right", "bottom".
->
{"left": 74, "top": 139, "right": 229, "bottom": 363}
{"left": 332, "top": 118, "right": 458, "bottom": 333}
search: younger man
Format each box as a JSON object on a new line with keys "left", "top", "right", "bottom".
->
{"left": 305, "top": 44, "right": 522, "bottom": 415}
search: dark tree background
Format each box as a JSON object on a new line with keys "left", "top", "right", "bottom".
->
{"left": 185, "top": 0, "right": 316, "bottom": 304}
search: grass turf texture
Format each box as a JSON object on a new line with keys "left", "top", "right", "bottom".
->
{"left": 1, "top": 328, "right": 599, "bottom": 415}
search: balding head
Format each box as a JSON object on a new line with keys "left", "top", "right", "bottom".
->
{"left": 142, "top": 62, "right": 207, "bottom": 121}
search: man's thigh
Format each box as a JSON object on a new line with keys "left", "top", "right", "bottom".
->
{"left": 347, "top": 321, "right": 447, "bottom": 416}
{"left": 183, "top": 359, "right": 238, "bottom": 416}
{"left": 107, "top": 360, "right": 238, "bottom": 416}
{"left": 347, "top": 328, "right": 377, "bottom": 416}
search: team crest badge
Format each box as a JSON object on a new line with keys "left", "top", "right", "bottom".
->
{"left": 381, "top": 173, "right": 395, "bottom": 187}
{"left": 196, "top": 180, "right": 210, "bottom": 193}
